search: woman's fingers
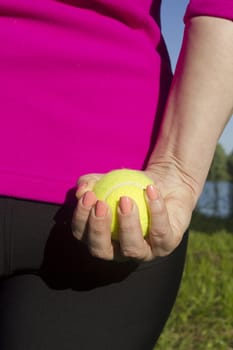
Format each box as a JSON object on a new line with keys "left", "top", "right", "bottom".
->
{"left": 145, "top": 185, "right": 177, "bottom": 256}
{"left": 72, "top": 193, "right": 114, "bottom": 260}
{"left": 72, "top": 182, "right": 181, "bottom": 261}
{"left": 76, "top": 173, "right": 102, "bottom": 199}
{"left": 87, "top": 201, "right": 114, "bottom": 260}
{"left": 117, "top": 197, "right": 152, "bottom": 260}
{"left": 72, "top": 191, "right": 97, "bottom": 240}
{"left": 73, "top": 173, "right": 103, "bottom": 240}
{"left": 87, "top": 197, "right": 153, "bottom": 261}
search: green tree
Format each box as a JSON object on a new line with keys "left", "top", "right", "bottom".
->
{"left": 227, "top": 151, "right": 233, "bottom": 181}
{"left": 207, "top": 143, "right": 229, "bottom": 181}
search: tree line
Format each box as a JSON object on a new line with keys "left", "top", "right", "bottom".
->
{"left": 207, "top": 143, "right": 233, "bottom": 181}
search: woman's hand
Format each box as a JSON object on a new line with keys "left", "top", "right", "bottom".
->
{"left": 71, "top": 165, "right": 196, "bottom": 261}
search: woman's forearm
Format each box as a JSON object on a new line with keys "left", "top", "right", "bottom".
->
{"left": 148, "top": 16, "right": 233, "bottom": 205}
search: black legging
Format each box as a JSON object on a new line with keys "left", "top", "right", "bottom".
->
{"left": 0, "top": 196, "right": 188, "bottom": 350}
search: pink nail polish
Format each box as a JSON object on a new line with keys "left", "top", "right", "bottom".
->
{"left": 78, "top": 182, "right": 87, "bottom": 191}
{"left": 146, "top": 185, "right": 159, "bottom": 200}
{"left": 82, "top": 191, "right": 96, "bottom": 207}
{"left": 95, "top": 200, "right": 107, "bottom": 217}
{"left": 119, "top": 196, "right": 132, "bottom": 215}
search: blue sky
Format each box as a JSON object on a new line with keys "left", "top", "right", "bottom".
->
{"left": 160, "top": 0, "right": 233, "bottom": 154}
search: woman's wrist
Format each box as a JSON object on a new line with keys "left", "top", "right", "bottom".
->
{"left": 146, "top": 154, "right": 200, "bottom": 211}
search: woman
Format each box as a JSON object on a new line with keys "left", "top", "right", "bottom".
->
{"left": 0, "top": 0, "right": 233, "bottom": 349}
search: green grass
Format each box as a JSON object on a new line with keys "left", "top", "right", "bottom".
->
{"left": 154, "top": 217, "right": 233, "bottom": 350}
{"left": 190, "top": 211, "right": 233, "bottom": 234}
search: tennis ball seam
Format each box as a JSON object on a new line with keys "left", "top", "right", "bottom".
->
{"left": 98, "top": 181, "right": 148, "bottom": 200}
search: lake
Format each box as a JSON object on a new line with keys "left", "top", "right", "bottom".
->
{"left": 197, "top": 181, "right": 233, "bottom": 218}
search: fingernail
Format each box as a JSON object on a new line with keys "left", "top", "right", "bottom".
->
{"left": 95, "top": 200, "right": 107, "bottom": 217}
{"left": 82, "top": 191, "right": 96, "bottom": 207}
{"left": 119, "top": 196, "right": 132, "bottom": 215}
{"left": 78, "top": 182, "right": 87, "bottom": 191}
{"left": 146, "top": 184, "right": 159, "bottom": 201}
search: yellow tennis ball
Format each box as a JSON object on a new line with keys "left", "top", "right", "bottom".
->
{"left": 93, "top": 169, "right": 153, "bottom": 240}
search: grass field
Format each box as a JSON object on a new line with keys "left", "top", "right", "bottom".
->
{"left": 154, "top": 213, "right": 233, "bottom": 350}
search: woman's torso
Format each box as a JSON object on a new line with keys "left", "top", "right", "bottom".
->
{"left": 0, "top": 0, "right": 172, "bottom": 203}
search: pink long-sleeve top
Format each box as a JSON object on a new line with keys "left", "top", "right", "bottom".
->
{"left": 0, "top": 0, "right": 232, "bottom": 204}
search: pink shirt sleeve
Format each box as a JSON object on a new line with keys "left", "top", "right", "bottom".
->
{"left": 184, "top": 0, "right": 233, "bottom": 23}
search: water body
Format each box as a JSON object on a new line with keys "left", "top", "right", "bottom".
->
{"left": 197, "top": 181, "right": 233, "bottom": 218}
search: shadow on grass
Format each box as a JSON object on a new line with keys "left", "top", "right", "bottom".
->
{"left": 190, "top": 210, "right": 233, "bottom": 234}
